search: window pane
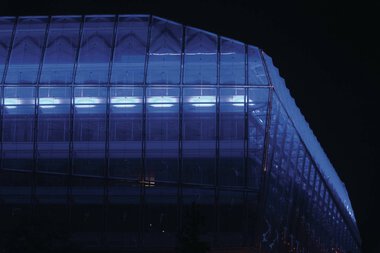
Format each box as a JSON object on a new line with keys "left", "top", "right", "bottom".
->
{"left": 147, "top": 17, "right": 182, "bottom": 84}
{"left": 36, "top": 174, "right": 67, "bottom": 204}
{"left": 247, "top": 46, "right": 268, "bottom": 85}
{"left": 75, "top": 16, "right": 115, "bottom": 84}
{"left": 109, "top": 87, "right": 143, "bottom": 179}
{"left": 73, "top": 86, "right": 107, "bottom": 176}
{"left": 0, "top": 17, "right": 15, "bottom": 80}
{"left": 184, "top": 27, "right": 217, "bottom": 84}
{"left": 145, "top": 87, "right": 179, "bottom": 182}
{"left": 143, "top": 185, "right": 177, "bottom": 247}
{"left": 2, "top": 86, "right": 35, "bottom": 171}
{"left": 37, "top": 86, "right": 71, "bottom": 173}
{"left": 220, "top": 37, "right": 245, "bottom": 85}
{"left": 219, "top": 88, "right": 245, "bottom": 186}
{"left": 71, "top": 177, "right": 104, "bottom": 245}
{"left": 107, "top": 181, "right": 140, "bottom": 247}
{"left": 40, "top": 16, "right": 81, "bottom": 84}
{"left": 111, "top": 15, "right": 148, "bottom": 84}
{"left": 182, "top": 88, "right": 216, "bottom": 185}
{"left": 247, "top": 88, "right": 269, "bottom": 188}
{"left": 182, "top": 187, "right": 215, "bottom": 243}
{"left": 218, "top": 191, "right": 245, "bottom": 246}
{"left": 0, "top": 171, "right": 32, "bottom": 204}
{"left": 5, "top": 17, "right": 48, "bottom": 84}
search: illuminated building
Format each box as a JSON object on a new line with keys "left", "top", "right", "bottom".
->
{"left": 0, "top": 15, "right": 360, "bottom": 252}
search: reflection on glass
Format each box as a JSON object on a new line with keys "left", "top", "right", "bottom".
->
{"left": 40, "top": 16, "right": 80, "bottom": 84}
{"left": 5, "top": 17, "right": 48, "bottom": 84}
{"left": 147, "top": 17, "right": 182, "bottom": 84}
{"left": 75, "top": 16, "right": 114, "bottom": 84}
{"left": 111, "top": 15, "right": 148, "bottom": 84}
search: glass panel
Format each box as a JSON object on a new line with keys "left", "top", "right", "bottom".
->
{"left": 109, "top": 87, "right": 143, "bottom": 179}
{"left": 37, "top": 86, "right": 71, "bottom": 173}
{"left": 246, "top": 192, "right": 259, "bottom": 245}
{"left": 220, "top": 37, "right": 245, "bottom": 85}
{"left": 107, "top": 181, "right": 140, "bottom": 247}
{"left": 309, "top": 164, "right": 316, "bottom": 195}
{"left": 111, "top": 15, "right": 148, "bottom": 84}
{"left": 5, "top": 17, "right": 48, "bottom": 84}
{"left": 181, "top": 187, "right": 215, "bottom": 244}
{"left": 145, "top": 87, "right": 179, "bottom": 182}
{"left": 71, "top": 177, "right": 104, "bottom": 245}
{"left": 143, "top": 184, "right": 177, "bottom": 247}
{"left": 218, "top": 191, "right": 245, "bottom": 246}
{"left": 0, "top": 17, "right": 15, "bottom": 81}
{"left": 75, "top": 16, "right": 115, "bottom": 84}
{"left": 247, "top": 88, "right": 269, "bottom": 188}
{"left": 2, "top": 86, "right": 35, "bottom": 171}
{"left": 302, "top": 156, "right": 310, "bottom": 191}
{"left": 182, "top": 87, "right": 216, "bottom": 185}
{"left": 36, "top": 174, "right": 67, "bottom": 204}
{"left": 147, "top": 17, "right": 182, "bottom": 84}
{"left": 219, "top": 88, "right": 245, "bottom": 187}
{"left": 73, "top": 86, "right": 107, "bottom": 176}
{"left": 184, "top": 27, "right": 217, "bottom": 84}
{"left": 247, "top": 46, "right": 268, "bottom": 85}
{"left": 40, "top": 16, "right": 81, "bottom": 84}
{"left": 0, "top": 171, "right": 32, "bottom": 204}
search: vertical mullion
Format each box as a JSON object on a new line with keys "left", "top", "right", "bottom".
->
{"left": 282, "top": 127, "right": 296, "bottom": 240}
{"left": 103, "top": 14, "right": 118, "bottom": 247}
{"left": 296, "top": 146, "right": 307, "bottom": 245}
{"left": 305, "top": 159, "right": 314, "bottom": 222}
{"left": 0, "top": 17, "right": 17, "bottom": 171}
{"left": 320, "top": 182, "right": 327, "bottom": 248}
{"left": 288, "top": 142, "right": 301, "bottom": 242}
{"left": 254, "top": 48, "right": 275, "bottom": 252}
{"left": 177, "top": 24, "right": 185, "bottom": 239}
{"left": 243, "top": 43, "right": 249, "bottom": 245}
{"left": 32, "top": 16, "right": 51, "bottom": 210}
{"left": 68, "top": 14, "right": 85, "bottom": 237}
{"left": 215, "top": 35, "right": 221, "bottom": 244}
{"left": 140, "top": 14, "right": 153, "bottom": 250}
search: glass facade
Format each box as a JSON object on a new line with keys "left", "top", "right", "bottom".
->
{"left": 0, "top": 15, "right": 360, "bottom": 252}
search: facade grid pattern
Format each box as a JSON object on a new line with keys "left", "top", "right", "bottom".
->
{"left": 0, "top": 15, "right": 360, "bottom": 253}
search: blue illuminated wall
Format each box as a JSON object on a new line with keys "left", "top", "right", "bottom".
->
{"left": 0, "top": 15, "right": 360, "bottom": 252}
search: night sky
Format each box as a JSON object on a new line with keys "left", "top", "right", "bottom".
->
{"left": 2, "top": 1, "right": 379, "bottom": 252}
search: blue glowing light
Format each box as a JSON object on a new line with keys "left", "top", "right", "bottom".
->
{"left": 74, "top": 97, "right": 102, "bottom": 108}
{"left": 39, "top": 97, "right": 62, "bottom": 109}
{"left": 228, "top": 95, "right": 251, "bottom": 107}
{"left": 111, "top": 96, "right": 141, "bottom": 108}
{"left": 4, "top": 98, "right": 22, "bottom": 105}
{"left": 188, "top": 96, "right": 215, "bottom": 107}
{"left": 0, "top": 15, "right": 358, "bottom": 239}
{"left": 148, "top": 96, "right": 178, "bottom": 107}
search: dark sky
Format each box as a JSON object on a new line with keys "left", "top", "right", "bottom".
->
{"left": 2, "top": 0, "right": 379, "bottom": 252}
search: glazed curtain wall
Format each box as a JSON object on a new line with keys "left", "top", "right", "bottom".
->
{"left": 259, "top": 93, "right": 359, "bottom": 253}
{"left": 0, "top": 15, "right": 270, "bottom": 249}
{"left": 0, "top": 14, "right": 360, "bottom": 252}
{"left": 0, "top": 15, "right": 268, "bottom": 85}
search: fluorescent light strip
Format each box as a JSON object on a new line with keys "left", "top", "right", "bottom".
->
{"left": 39, "top": 98, "right": 63, "bottom": 109}
{"left": 40, "top": 105, "right": 56, "bottom": 109}
{"left": 3, "top": 96, "right": 254, "bottom": 109}
{"left": 74, "top": 97, "right": 102, "bottom": 108}
{"left": 4, "top": 98, "right": 22, "bottom": 105}
{"left": 111, "top": 96, "right": 140, "bottom": 108}
{"left": 148, "top": 96, "right": 177, "bottom": 108}
{"left": 188, "top": 95, "right": 215, "bottom": 107}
